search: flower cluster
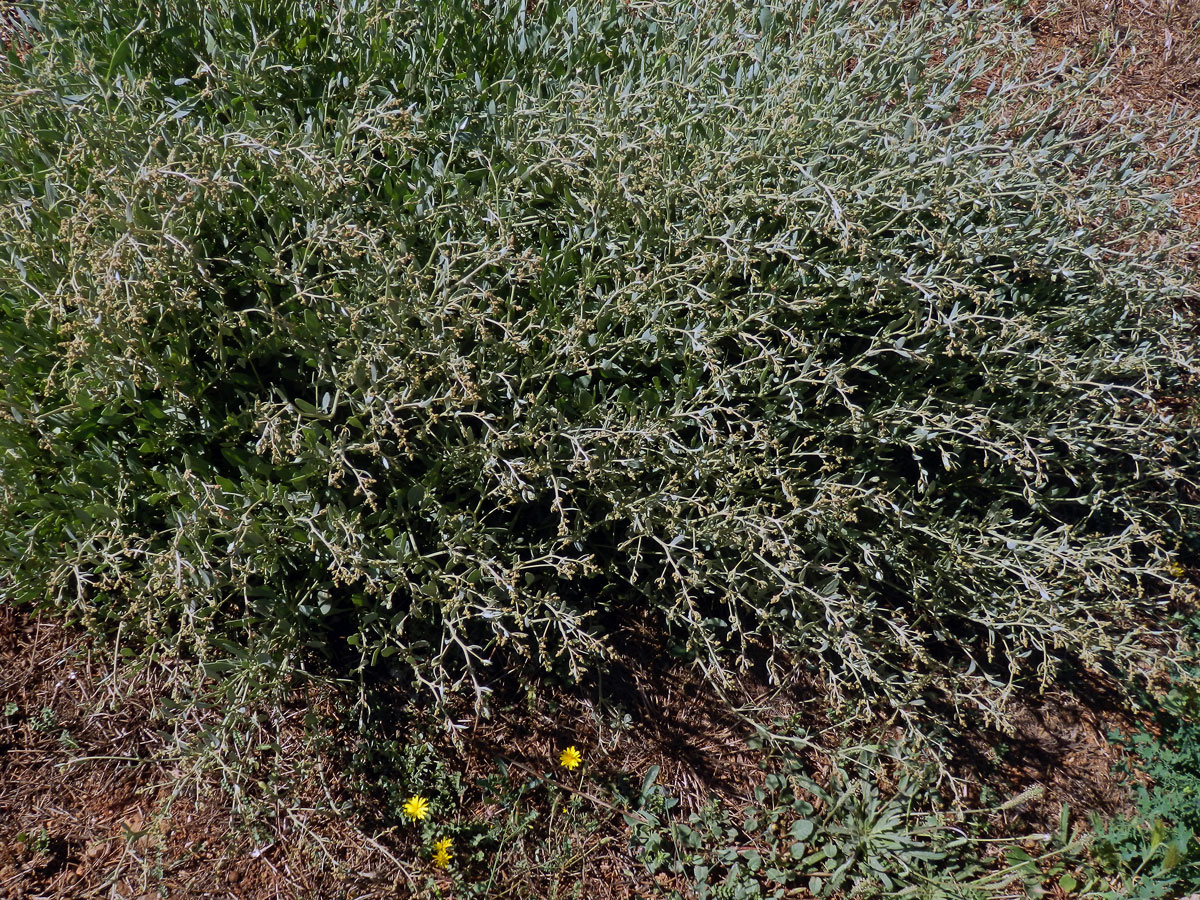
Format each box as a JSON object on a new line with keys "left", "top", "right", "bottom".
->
{"left": 432, "top": 837, "right": 452, "bottom": 868}
{"left": 402, "top": 746, "right": 585, "bottom": 869}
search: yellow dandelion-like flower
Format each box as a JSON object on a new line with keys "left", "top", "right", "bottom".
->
{"left": 559, "top": 745, "right": 582, "bottom": 771}
{"left": 402, "top": 795, "right": 430, "bottom": 822}
{"left": 432, "top": 837, "right": 453, "bottom": 868}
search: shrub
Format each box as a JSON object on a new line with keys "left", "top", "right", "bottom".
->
{"left": 1, "top": 0, "right": 1197, "bottom": 718}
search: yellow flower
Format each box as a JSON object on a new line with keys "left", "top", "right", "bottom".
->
{"left": 402, "top": 795, "right": 430, "bottom": 822}
{"left": 1168, "top": 561, "right": 1187, "bottom": 577}
{"left": 432, "top": 837, "right": 453, "bottom": 868}
{"left": 559, "top": 745, "right": 582, "bottom": 771}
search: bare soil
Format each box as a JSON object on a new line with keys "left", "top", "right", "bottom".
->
{"left": 0, "top": 609, "right": 397, "bottom": 900}
{"left": 1023, "top": 0, "right": 1200, "bottom": 230}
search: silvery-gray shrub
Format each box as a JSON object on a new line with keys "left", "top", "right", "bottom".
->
{"left": 1, "top": 0, "right": 1197, "bottom": 724}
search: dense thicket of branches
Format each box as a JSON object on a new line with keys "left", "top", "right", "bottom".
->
{"left": 1, "top": 0, "right": 1197, "bottom": 723}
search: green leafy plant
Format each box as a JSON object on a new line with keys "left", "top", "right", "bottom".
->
{"left": 30, "top": 706, "right": 56, "bottom": 732}
{"left": 1083, "top": 622, "right": 1200, "bottom": 898}
{"left": 625, "top": 744, "right": 1052, "bottom": 899}
{"left": 16, "top": 826, "right": 52, "bottom": 856}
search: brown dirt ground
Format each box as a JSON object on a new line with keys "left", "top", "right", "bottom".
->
{"left": 0, "top": 608, "right": 405, "bottom": 900}
{"left": 1024, "top": 0, "right": 1200, "bottom": 111}
{"left": 0, "top": 602, "right": 1163, "bottom": 900}
{"left": 1022, "top": 0, "right": 1200, "bottom": 230}
{"left": 2, "top": 3, "right": 1199, "bottom": 899}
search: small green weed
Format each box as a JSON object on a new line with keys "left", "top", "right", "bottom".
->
{"left": 1082, "top": 619, "right": 1200, "bottom": 898}
{"left": 30, "top": 706, "right": 56, "bottom": 732}
{"left": 16, "top": 826, "right": 52, "bottom": 856}
{"left": 625, "top": 744, "right": 1038, "bottom": 900}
